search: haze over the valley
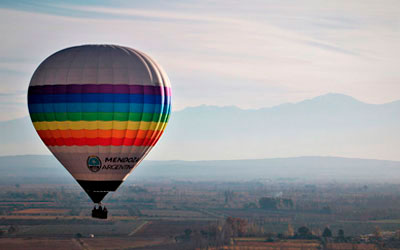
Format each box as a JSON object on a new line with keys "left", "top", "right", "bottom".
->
{"left": 2, "top": 155, "right": 400, "bottom": 183}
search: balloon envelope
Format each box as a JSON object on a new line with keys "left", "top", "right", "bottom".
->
{"left": 27, "top": 45, "right": 171, "bottom": 203}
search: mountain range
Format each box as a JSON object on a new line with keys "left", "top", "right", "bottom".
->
{"left": 1, "top": 93, "right": 400, "bottom": 161}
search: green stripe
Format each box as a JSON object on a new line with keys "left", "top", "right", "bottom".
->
{"left": 30, "top": 112, "right": 170, "bottom": 122}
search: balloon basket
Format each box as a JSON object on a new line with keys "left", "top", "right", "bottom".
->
{"left": 92, "top": 205, "right": 108, "bottom": 219}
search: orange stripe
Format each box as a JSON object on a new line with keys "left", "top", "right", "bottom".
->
{"left": 37, "top": 129, "right": 158, "bottom": 140}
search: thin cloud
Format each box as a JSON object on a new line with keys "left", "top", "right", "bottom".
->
{"left": 302, "top": 40, "right": 360, "bottom": 56}
{"left": 61, "top": 5, "right": 242, "bottom": 24}
{"left": 0, "top": 91, "right": 26, "bottom": 104}
{"left": 0, "top": 90, "right": 26, "bottom": 96}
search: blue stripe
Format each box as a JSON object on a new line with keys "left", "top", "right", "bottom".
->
{"left": 28, "top": 93, "right": 170, "bottom": 104}
{"left": 28, "top": 103, "right": 170, "bottom": 113}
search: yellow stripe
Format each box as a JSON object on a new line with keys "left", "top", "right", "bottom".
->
{"left": 33, "top": 121, "right": 167, "bottom": 131}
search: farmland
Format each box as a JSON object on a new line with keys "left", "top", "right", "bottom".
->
{"left": 1, "top": 180, "right": 400, "bottom": 249}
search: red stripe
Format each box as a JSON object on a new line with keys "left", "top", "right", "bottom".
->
{"left": 42, "top": 137, "right": 157, "bottom": 146}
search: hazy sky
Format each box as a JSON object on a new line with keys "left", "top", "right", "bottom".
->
{"left": 1, "top": 0, "right": 400, "bottom": 121}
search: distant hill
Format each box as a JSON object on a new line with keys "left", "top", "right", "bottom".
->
{"left": 1, "top": 93, "right": 400, "bottom": 160}
{"left": 1, "top": 155, "right": 400, "bottom": 184}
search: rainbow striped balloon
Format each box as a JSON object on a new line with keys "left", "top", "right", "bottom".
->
{"left": 27, "top": 45, "right": 171, "bottom": 203}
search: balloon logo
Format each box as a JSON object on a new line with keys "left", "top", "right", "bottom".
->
{"left": 87, "top": 156, "right": 102, "bottom": 173}
{"left": 27, "top": 45, "right": 171, "bottom": 216}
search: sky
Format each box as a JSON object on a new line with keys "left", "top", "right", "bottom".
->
{"left": 1, "top": 0, "right": 400, "bottom": 121}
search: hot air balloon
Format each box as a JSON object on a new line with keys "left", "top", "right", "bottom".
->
{"left": 27, "top": 45, "right": 171, "bottom": 219}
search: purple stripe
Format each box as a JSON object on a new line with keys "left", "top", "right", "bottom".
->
{"left": 29, "top": 84, "right": 171, "bottom": 96}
